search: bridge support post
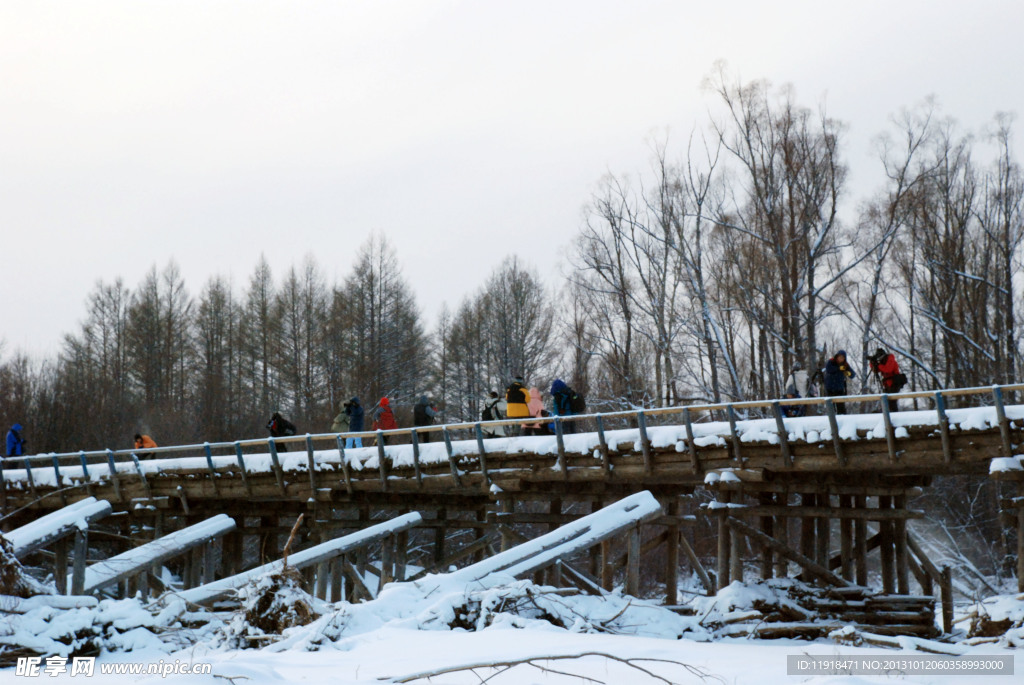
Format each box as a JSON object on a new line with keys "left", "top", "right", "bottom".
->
{"left": 54, "top": 538, "right": 69, "bottom": 595}
{"left": 879, "top": 495, "right": 896, "bottom": 594}
{"left": 894, "top": 493, "right": 910, "bottom": 594}
{"left": 665, "top": 498, "right": 680, "bottom": 603}
{"left": 854, "top": 495, "right": 868, "bottom": 586}
{"left": 1019, "top": 482, "right": 1024, "bottom": 593}
{"left": 759, "top": 493, "right": 773, "bottom": 580}
{"left": 774, "top": 491, "right": 789, "bottom": 579}
{"left": 799, "top": 492, "right": 815, "bottom": 581}
{"left": 840, "top": 495, "right": 853, "bottom": 582}
{"left": 717, "top": 491, "right": 731, "bottom": 590}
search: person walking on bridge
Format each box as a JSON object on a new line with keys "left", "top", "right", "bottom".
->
{"left": 413, "top": 395, "right": 438, "bottom": 442}
{"left": 133, "top": 433, "right": 157, "bottom": 459}
{"left": 505, "top": 376, "right": 531, "bottom": 436}
{"left": 6, "top": 424, "right": 25, "bottom": 457}
{"left": 372, "top": 397, "right": 397, "bottom": 445}
{"left": 344, "top": 397, "right": 364, "bottom": 449}
{"left": 267, "top": 412, "right": 297, "bottom": 451}
{"left": 823, "top": 350, "right": 856, "bottom": 414}
{"left": 869, "top": 348, "right": 906, "bottom": 413}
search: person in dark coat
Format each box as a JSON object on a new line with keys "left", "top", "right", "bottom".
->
{"left": 550, "top": 379, "right": 576, "bottom": 434}
{"left": 869, "top": 348, "right": 906, "bottom": 413}
{"left": 823, "top": 350, "right": 856, "bottom": 414}
{"left": 413, "top": 395, "right": 438, "bottom": 442}
{"left": 6, "top": 424, "right": 25, "bottom": 457}
{"left": 267, "top": 412, "right": 297, "bottom": 451}
{"left": 344, "top": 397, "right": 364, "bottom": 448}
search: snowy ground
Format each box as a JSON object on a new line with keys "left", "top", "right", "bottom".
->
{"left": 0, "top": 629, "right": 1018, "bottom": 684}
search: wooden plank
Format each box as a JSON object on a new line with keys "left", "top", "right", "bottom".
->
{"left": 771, "top": 402, "right": 793, "bottom": 467}
{"left": 724, "top": 515, "right": 853, "bottom": 588}
{"left": 679, "top": 528, "right": 714, "bottom": 596}
{"left": 935, "top": 392, "right": 953, "bottom": 463}
{"left": 233, "top": 442, "right": 253, "bottom": 497}
{"left": 683, "top": 407, "right": 701, "bottom": 474}
{"left": 713, "top": 504, "right": 924, "bottom": 520}
{"left": 342, "top": 558, "right": 373, "bottom": 601}
{"left": 824, "top": 400, "right": 846, "bottom": 466}
{"left": 268, "top": 440, "right": 288, "bottom": 496}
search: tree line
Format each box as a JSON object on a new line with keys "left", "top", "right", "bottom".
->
{"left": 1, "top": 68, "right": 1022, "bottom": 454}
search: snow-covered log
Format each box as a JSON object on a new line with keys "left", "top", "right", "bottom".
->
{"left": 451, "top": 491, "right": 662, "bottom": 585}
{"left": 82, "top": 514, "right": 236, "bottom": 594}
{"left": 175, "top": 511, "right": 423, "bottom": 606}
{"left": 6, "top": 497, "right": 112, "bottom": 558}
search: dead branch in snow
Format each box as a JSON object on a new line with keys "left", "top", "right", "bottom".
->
{"left": 385, "top": 651, "right": 723, "bottom": 684}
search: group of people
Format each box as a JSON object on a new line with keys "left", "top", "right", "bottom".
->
{"left": 496, "top": 376, "right": 585, "bottom": 437}
{"left": 781, "top": 347, "right": 907, "bottom": 416}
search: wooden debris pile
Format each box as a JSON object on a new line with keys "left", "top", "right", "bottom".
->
{"left": 707, "top": 581, "right": 939, "bottom": 640}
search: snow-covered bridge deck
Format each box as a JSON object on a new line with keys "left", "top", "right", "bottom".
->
{"left": 2, "top": 385, "right": 1022, "bottom": 509}
{"left": 3, "top": 384, "right": 1023, "bottom": 603}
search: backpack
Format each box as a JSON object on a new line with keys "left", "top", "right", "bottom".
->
{"left": 507, "top": 383, "right": 526, "bottom": 405}
{"left": 568, "top": 389, "right": 586, "bottom": 414}
{"left": 891, "top": 373, "right": 908, "bottom": 392}
{"left": 481, "top": 401, "right": 498, "bottom": 421}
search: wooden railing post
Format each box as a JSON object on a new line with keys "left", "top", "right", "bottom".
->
{"left": 935, "top": 391, "right": 953, "bottom": 463}
{"left": 203, "top": 442, "right": 221, "bottom": 495}
{"left": 554, "top": 418, "right": 568, "bottom": 480}
{"left": 474, "top": 424, "right": 490, "bottom": 487}
{"left": 267, "top": 440, "right": 288, "bottom": 495}
{"left": 683, "top": 407, "right": 701, "bottom": 474}
{"left": 770, "top": 402, "right": 793, "bottom": 467}
{"left": 595, "top": 415, "right": 611, "bottom": 476}
{"left": 305, "top": 435, "right": 318, "bottom": 494}
{"left": 992, "top": 386, "right": 1014, "bottom": 458}
{"left": 410, "top": 429, "right": 423, "bottom": 488}
{"left": 105, "top": 450, "right": 123, "bottom": 502}
{"left": 335, "top": 435, "right": 353, "bottom": 495}
{"left": 726, "top": 405, "right": 743, "bottom": 462}
{"left": 636, "top": 410, "right": 653, "bottom": 475}
{"left": 233, "top": 442, "right": 253, "bottom": 497}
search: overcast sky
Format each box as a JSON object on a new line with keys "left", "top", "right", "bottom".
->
{"left": 2, "top": 1, "right": 1022, "bottom": 357}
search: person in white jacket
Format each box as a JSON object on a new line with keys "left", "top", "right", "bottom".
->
{"left": 785, "top": 362, "right": 810, "bottom": 398}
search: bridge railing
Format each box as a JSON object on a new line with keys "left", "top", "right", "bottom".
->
{"left": 3, "top": 383, "right": 1022, "bottom": 499}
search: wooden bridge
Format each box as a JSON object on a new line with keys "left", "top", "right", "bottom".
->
{"left": 3, "top": 384, "right": 1024, "bottom": 626}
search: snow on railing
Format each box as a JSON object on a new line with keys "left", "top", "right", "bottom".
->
{"left": 2, "top": 383, "right": 1022, "bottom": 497}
